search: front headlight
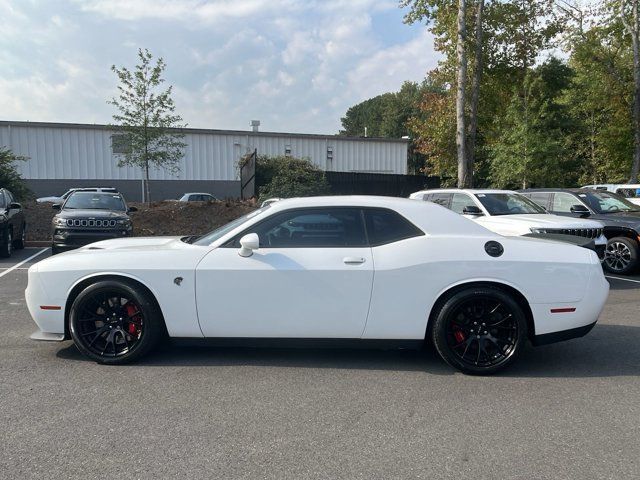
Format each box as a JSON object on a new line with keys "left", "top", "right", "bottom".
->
{"left": 530, "top": 227, "right": 546, "bottom": 234}
{"left": 116, "top": 219, "right": 132, "bottom": 229}
{"left": 53, "top": 217, "right": 67, "bottom": 227}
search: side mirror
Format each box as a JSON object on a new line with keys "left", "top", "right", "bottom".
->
{"left": 52, "top": 204, "right": 61, "bottom": 210}
{"left": 8, "top": 202, "right": 21, "bottom": 210}
{"left": 462, "top": 205, "right": 483, "bottom": 216}
{"left": 570, "top": 204, "right": 590, "bottom": 216}
{"left": 128, "top": 206, "right": 138, "bottom": 213}
{"left": 238, "top": 233, "right": 260, "bottom": 257}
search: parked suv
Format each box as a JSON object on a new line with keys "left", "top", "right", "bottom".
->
{"left": 51, "top": 191, "right": 136, "bottom": 254}
{"left": 520, "top": 188, "right": 640, "bottom": 274}
{"left": 0, "top": 188, "right": 26, "bottom": 258}
{"left": 410, "top": 189, "right": 607, "bottom": 255}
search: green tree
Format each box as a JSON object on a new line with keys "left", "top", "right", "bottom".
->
{"left": 489, "top": 58, "right": 576, "bottom": 188}
{"left": 0, "top": 147, "right": 31, "bottom": 200}
{"left": 109, "top": 48, "right": 187, "bottom": 203}
{"left": 256, "top": 156, "right": 330, "bottom": 201}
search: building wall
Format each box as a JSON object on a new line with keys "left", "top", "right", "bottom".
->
{"left": 24, "top": 179, "right": 240, "bottom": 202}
{"left": 0, "top": 121, "right": 409, "bottom": 201}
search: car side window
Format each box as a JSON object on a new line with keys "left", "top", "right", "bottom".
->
{"left": 526, "top": 193, "right": 550, "bottom": 210}
{"left": 364, "top": 208, "right": 424, "bottom": 246}
{"left": 450, "top": 193, "right": 474, "bottom": 214}
{"left": 552, "top": 193, "right": 581, "bottom": 213}
{"left": 235, "top": 208, "right": 367, "bottom": 248}
{"left": 429, "top": 193, "right": 452, "bottom": 208}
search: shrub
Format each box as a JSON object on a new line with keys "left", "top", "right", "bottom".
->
{"left": 255, "top": 155, "right": 330, "bottom": 201}
{"left": 0, "top": 147, "right": 32, "bottom": 200}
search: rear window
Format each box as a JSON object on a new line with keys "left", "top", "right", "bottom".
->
{"left": 364, "top": 208, "right": 424, "bottom": 246}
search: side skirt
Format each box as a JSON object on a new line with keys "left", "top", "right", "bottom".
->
{"left": 170, "top": 337, "right": 425, "bottom": 350}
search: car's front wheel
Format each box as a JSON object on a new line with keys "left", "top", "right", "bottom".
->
{"left": 431, "top": 287, "right": 527, "bottom": 375}
{"left": 69, "top": 280, "right": 164, "bottom": 364}
{"left": 13, "top": 223, "right": 26, "bottom": 250}
{"left": 603, "top": 236, "right": 639, "bottom": 275}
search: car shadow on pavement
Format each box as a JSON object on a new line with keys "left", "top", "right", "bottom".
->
{"left": 56, "top": 323, "right": 640, "bottom": 378}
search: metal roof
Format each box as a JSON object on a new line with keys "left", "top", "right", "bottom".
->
{"left": 0, "top": 120, "right": 410, "bottom": 144}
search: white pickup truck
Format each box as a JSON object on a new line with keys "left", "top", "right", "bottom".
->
{"left": 581, "top": 184, "right": 640, "bottom": 206}
{"left": 410, "top": 189, "right": 607, "bottom": 257}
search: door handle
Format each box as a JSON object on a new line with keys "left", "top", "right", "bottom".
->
{"left": 343, "top": 257, "right": 366, "bottom": 265}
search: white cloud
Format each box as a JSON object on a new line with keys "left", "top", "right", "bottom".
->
{"left": 0, "top": 0, "right": 440, "bottom": 133}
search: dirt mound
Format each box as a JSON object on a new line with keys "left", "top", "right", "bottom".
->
{"left": 22, "top": 200, "right": 258, "bottom": 241}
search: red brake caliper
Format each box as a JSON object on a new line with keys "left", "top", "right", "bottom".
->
{"left": 124, "top": 303, "right": 141, "bottom": 337}
{"left": 453, "top": 328, "right": 466, "bottom": 344}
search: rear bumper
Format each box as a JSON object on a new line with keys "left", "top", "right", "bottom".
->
{"left": 531, "top": 321, "right": 596, "bottom": 346}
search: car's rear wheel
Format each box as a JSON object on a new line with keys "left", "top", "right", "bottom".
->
{"left": 603, "top": 236, "right": 639, "bottom": 275}
{"left": 0, "top": 230, "right": 12, "bottom": 258}
{"left": 13, "top": 223, "right": 26, "bottom": 250}
{"left": 69, "top": 280, "right": 164, "bottom": 364}
{"left": 431, "top": 287, "right": 527, "bottom": 375}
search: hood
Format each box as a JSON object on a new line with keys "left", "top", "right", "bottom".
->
{"left": 476, "top": 214, "right": 603, "bottom": 236}
{"left": 589, "top": 210, "right": 640, "bottom": 228}
{"left": 76, "top": 236, "right": 185, "bottom": 252}
{"left": 56, "top": 209, "right": 129, "bottom": 220}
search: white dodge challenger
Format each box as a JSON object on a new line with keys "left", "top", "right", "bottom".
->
{"left": 26, "top": 196, "right": 609, "bottom": 374}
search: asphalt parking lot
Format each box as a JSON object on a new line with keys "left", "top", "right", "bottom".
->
{"left": 1, "top": 248, "right": 639, "bottom": 479}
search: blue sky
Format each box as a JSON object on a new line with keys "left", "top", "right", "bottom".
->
{"left": 0, "top": 0, "right": 439, "bottom": 134}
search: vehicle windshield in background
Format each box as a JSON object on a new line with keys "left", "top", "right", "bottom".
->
{"left": 63, "top": 192, "right": 126, "bottom": 211}
{"left": 580, "top": 191, "right": 640, "bottom": 213}
{"left": 191, "top": 206, "right": 269, "bottom": 245}
{"left": 475, "top": 193, "right": 546, "bottom": 216}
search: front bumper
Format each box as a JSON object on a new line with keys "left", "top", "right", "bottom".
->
{"left": 52, "top": 228, "right": 132, "bottom": 250}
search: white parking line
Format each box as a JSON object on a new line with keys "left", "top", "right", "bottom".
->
{"left": 0, "top": 248, "right": 49, "bottom": 279}
{"left": 605, "top": 275, "right": 640, "bottom": 284}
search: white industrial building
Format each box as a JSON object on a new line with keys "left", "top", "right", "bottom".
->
{"left": 0, "top": 120, "right": 409, "bottom": 201}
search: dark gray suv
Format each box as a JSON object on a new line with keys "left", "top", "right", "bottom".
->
{"left": 520, "top": 188, "right": 640, "bottom": 275}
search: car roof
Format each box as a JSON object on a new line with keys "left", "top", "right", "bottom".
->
{"left": 263, "top": 195, "right": 495, "bottom": 237}
{"left": 412, "top": 188, "right": 519, "bottom": 195}
{"left": 520, "top": 188, "right": 586, "bottom": 193}
{"left": 183, "top": 192, "right": 213, "bottom": 196}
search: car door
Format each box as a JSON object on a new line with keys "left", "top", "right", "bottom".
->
{"left": 195, "top": 207, "right": 374, "bottom": 338}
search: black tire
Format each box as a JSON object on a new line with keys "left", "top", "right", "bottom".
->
{"left": 603, "top": 236, "right": 639, "bottom": 275}
{"left": 0, "top": 229, "right": 12, "bottom": 258}
{"left": 69, "top": 280, "right": 164, "bottom": 364}
{"left": 431, "top": 287, "right": 527, "bottom": 375}
{"left": 13, "top": 223, "right": 25, "bottom": 250}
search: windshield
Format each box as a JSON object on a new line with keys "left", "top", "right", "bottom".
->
{"left": 191, "top": 206, "right": 268, "bottom": 245}
{"left": 475, "top": 193, "right": 546, "bottom": 216}
{"left": 580, "top": 191, "right": 640, "bottom": 213}
{"left": 63, "top": 192, "right": 126, "bottom": 211}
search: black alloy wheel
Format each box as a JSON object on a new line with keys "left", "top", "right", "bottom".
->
{"left": 603, "top": 237, "right": 639, "bottom": 275}
{"left": 69, "top": 280, "right": 163, "bottom": 364}
{"left": 432, "top": 287, "right": 527, "bottom": 375}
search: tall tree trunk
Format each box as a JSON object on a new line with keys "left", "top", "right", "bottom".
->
{"left": 631, "top": 0, "right": 640, "bottom": 182}
{"left": 622, "top": 0, "right": 640, "bottom": 182}
{"left": 467, "top": 0, "right": 484, "bottom": 185}
{"left": 456, "top": 0, "right": 469, "bottom": 188}
{"left": 145, "top": 162, "right": 150, "bottom": 205}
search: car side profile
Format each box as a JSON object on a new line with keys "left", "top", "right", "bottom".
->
{"left": 521, "top": 188, "right": 640, "bottom": 274}
{"left": 178, "top": 193, "right": 219, "bottom": 202}
{"left": 0, "top": 187, "right": 26, "bottom": 258}
{"left": 409, "top": 189, "right": 607, "bottom": 256}
{"left": 26, "top": 196, "right": 609, "bottom": 375}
